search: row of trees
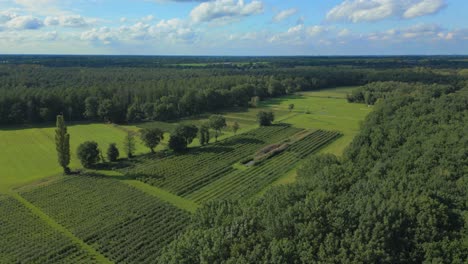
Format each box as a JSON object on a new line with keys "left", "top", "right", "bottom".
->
{"left": 55, "top": 112, "right": 274, "bottom": 171}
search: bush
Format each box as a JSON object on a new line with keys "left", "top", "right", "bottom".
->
{"left": 77, "top": 141, "right": 100, "bottom": 168}
{"left": 257, "top": 111, "right": 274, "bottom": 126}
{"left": 107, "top": 143, "right": 119, "bottom": 162}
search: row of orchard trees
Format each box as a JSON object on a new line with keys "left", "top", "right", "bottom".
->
{"left": 55, "top": 112, "right": 273, "bottom": 172}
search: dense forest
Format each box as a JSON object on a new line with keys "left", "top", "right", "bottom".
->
{"left": 157, "top": 83, "right": 468, "bottom": 263}
{"left": 0, "top": 57, "right": 465, "bottom": 125}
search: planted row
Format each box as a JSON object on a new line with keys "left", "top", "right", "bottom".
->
{"left": 0, "top": 195, "right": 98, "bottom": 263}
{"left": 21, "top": 176, "right": 190, "bottom": 264}
{"left": 127, "top": 124, "right": 302, "bottom": 196}
{"left": 187, "top": 130, "right": 341, "bottom": 203}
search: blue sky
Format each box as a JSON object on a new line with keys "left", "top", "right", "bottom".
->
{"left": 0, "top": 0, "right": 467, "bottom": 55}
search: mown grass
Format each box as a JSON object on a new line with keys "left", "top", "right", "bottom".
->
{"left": 0, "top": 123, "right": 146, "bottom": 193}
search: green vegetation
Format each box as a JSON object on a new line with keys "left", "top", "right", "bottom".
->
{"left": 0, "top": 195, "right": 99, "bottom": 263}
{"left": 2, "top": 56, "right": 465, "bottom": 263}
{"left": 187, "top": 130, "right": 341, "bottom": 203}
{"left": 106, "top": 143, "right": 119, "bottom": 162}
{"left": 55, "top": 115, "right": 71, "bottom": 174}
{"left": 257, "top": 110, "right": 275, "bottom": 126}
{"left": 21, "top": 175, "right": 191, "bottom": 263}
{"left": 0, "top": 123, "right": 145, "bottom": 193}
{"left": 140, "top": 128, "right": 164, "bottom": 153}
{"left": 128, "top": 125, "right": 302, "bottom": 197}
{"left": 159, "top": 83, "right": 468, "bottom": 264}
{"left": 76, "top": 141, "right": 100, "bottom": 168}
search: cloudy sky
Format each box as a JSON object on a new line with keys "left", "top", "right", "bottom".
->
{"left": 0, "top": 0, "right": 467, "bottom": 55}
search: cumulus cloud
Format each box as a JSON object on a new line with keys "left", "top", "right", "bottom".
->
{"left": 44, "top": 15, "right": 90, "bottom": 27}
{"left": 327, "top": 0, "right": 447, "bottom": 22}
{"left": 190, "top": 0, "right": 263, "bottom": 23}
{"left": 269, "top": 24, "right": 327, "bottom": 44}
{"left": 81, "top": 27, "right": 116, "bottom": 44}
{"left": 273, "top": 8, "right": 297, "bottom": 22}
{"left": 5, "top": 15, "right": 43, "bottom": 29}
{"left": 82, "top": 17, "right": 197, "bottom": 45}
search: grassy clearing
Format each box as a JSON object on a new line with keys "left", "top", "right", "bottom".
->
{"left": 262, "top": 88, "right": 371, "bottom": 156}
{"left": 0, "top": 123, "right": 146, "bottom": 193}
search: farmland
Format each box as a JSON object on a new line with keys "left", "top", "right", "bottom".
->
{"left": 0, "top": 195, "right": 98, "bottom": 263}
{"left": 21, "top": 175, "right": 191, "bottom": 263}
{"left": 187, "top": 130, "right": 341, "bottom": 203}
{"left": 0, "top": 85, "right": 369, "bottom": 262}
{"left": 128, "top": 125, "right": 302, "bottom": 196}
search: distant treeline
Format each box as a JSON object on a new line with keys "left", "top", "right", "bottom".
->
{"left": 157, "top": 82, "right": 468, "bottom": 263}
{"left": 1, "top": 55, "right": 468, "bottom": 68}
{"left": 0, "top": 62, "right": 465, "bottom": 126}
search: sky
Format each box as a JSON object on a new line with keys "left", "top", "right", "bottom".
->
{"left": 0, "top": 0, "right": 467, "bottom": 55}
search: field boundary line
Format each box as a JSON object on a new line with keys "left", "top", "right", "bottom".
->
{"left": 11, "top": 193, "right": 113, "bottom": 264}
{"left": 124, "top": 180, "right": 200, "bottom": 213}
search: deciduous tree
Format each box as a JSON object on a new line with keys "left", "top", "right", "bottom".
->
{"left": 55, "top": 115, "right": 70, "bottom": 174}
{"left": 140, "top": 128, "right": 164, "bottom": 153}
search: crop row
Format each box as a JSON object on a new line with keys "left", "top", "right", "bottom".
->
{"left": 187, "top": 130, "right": 341, "bottom": 203}
{"left": 20, "top": 176, "right": 191, "bottom": 264}
{"left": 0, "top": 195, "right": 98, "bottom": 263}
{"left": 127, "top": 125, "right": 302, "bottom": 196}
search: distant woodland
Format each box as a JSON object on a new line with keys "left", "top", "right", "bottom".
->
{"left": 0, "top": 55, "right": 466, "bottom": 125}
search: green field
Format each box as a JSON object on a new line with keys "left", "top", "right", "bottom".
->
{"left": 21, "top": 175, "right": 190, "bottom": 263}
{"left": 0, "top": 86, "right": 371, "bottom": 263}
{"left": 0, "top": 123, "right": 146, "bottom": 193}
{"left": 0, "top": 195, "right": 99, "bottom": 263}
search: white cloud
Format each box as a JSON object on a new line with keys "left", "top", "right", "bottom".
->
{"left": 5, "top": 15, "right": 43, "bottom": 29}
{"left": 44, "top": 15, "right": 90, "bottom": 27}
{"left": 273, "top": 8, "right": 297, "bottom": 22}
{"left": 269, "top": 24, "right": 327, "bottom": 44}
{"left": 403, "top": 0, "right": 446, "bottom": 18}
{"left": 190, "top": 0, "right": 263, "bottom": 23}
{"left": 327, "top": 0, "right": 446, "bottom": 22}
{"left": 82, "top": 17, "right": 198, "bottom": 45}
{"left": 81, "top": 27, "right": 116, "bottom": 45}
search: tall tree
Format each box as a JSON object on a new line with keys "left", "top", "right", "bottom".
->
{"left": 123, "top": 132, "right": 136, "bottom": 158}
{"left": 209, "top": 115, "right": 227, "bottom": 142}
{"left": 232, "top": 121, "right": 240, "bottom": 135}
{"left": 174, "top": 125, "right": 198, "bottom": 146}
{"left": 107, "top": 143, "right": 119, "bottom": 162}
{"left": 140, "top": 128, "right": 164, "bottom": 153}
{"left": 55, "top": 115, "right": 70, "bottom": 174}
{"left": 199, "top": 123, "right": 211, "bottom": 145}
{"left": 168, "top": 134, "right": 187, "bottom": 152}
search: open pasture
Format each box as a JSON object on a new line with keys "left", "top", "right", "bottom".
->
{"left": 262, "top": 87, "right": 371, "bottom": 155}
{"left": 21, "top": 175, "right": 190, "bottom": 263}
{"left": 0, "top": 123, "right": 146, "bottom": 193}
